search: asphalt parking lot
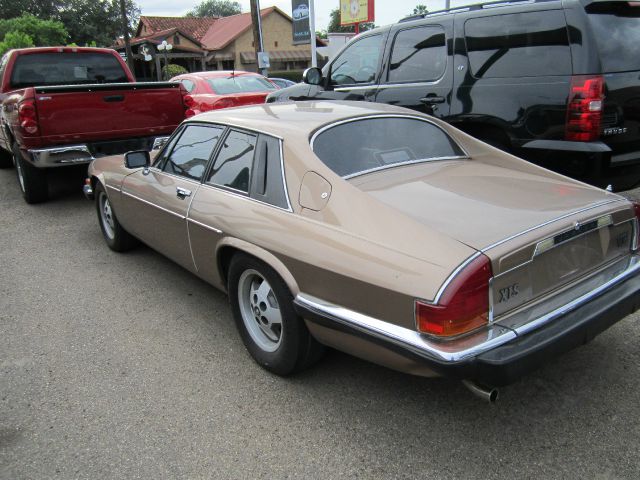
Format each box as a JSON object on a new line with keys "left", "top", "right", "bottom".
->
{"left": 1, "top": 167, "right": 639, "bottom": 479}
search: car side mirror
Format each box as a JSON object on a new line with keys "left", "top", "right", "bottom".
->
{"left": 302, "top": 67, "right": 323, "bottom": 86}
{"left": 124, "top": 150, "right": 150, "bottom": 169}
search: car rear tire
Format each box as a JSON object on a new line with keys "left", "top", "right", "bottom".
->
{"left": 13, "top": 143, "right": 48, "bottom": 204}
{"left": 228, "top": 253, "right": 324, "bottom": 375}
{"left": 95, "top": 182, "right": 137, "bottom": 252}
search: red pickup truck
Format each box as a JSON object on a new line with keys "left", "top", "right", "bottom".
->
{"left": 0, "top": 47, "right": 188, "bottom": 203}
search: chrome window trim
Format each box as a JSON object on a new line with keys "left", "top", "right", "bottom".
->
{"left": 187, "top": 218, "right": 223, "bottom": 235}
{"left": 296, "top": 253, "right": 640, "bottom": 362}
{"left": 377, "top": 80, "right": 442, "bottom": 89}
{"left": 343, "top": 155, "right": 468, "bottom": 180}
{"left": 121, "top": 190, "right": 186, "bottom": 220}
{"left": 193, "top": 119, "right": 283, "bottom": 141}
{"left": 147, "top": 167, "right": 202, "bottom": 186}
{"left": 106, "top": 184, "right": 120, "bottom": 193}
{"left": 480, "top": 199, "right": 625, "bottom": 253}
{"left": 309, "top": 114, "right": 470, "bottom": 175}
{"left": 334, "top": 85, "right": 380, "bottom": 92}
{"left": 199, "top": 182, "right": 294, "bottom": 213}
{"left": 433, "top": 251, "right": 482, "bottom": 304}
{"left": 278, "top": 138, "right": 293, "bottom": 211}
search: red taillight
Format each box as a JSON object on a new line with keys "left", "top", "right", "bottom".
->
{"left": 184, "top": 108, "right": 197, "bottom": 118}
{"left": 565, "top": 75, "right": 604, "bottom": 142}
{"left": 183, "top": 94, "right": 196, "bottom": 108}
{"left": 416, "top": 254, "right": 492, "bottom": 337}
{"left": 18, "top": 99, "right": 38, "bottom": 135}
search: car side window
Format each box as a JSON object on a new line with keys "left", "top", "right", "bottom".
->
{"left": 206, "top": 129, "right": 257, "bottom": 193}
{"left": 161, "top": 124, "right": 224, "bottom": 181}
{"left": 387, "top": 26, "right": 446, "bottom": 83}
{"left": 249, "top": 135, "right": 289, "bottom": 209}
{"left": 180, "top": 79, "right": 195, "bottom": 92}
{"left": 464, "top": 10, "right": 571, "bottom": 78}
{"left": 330, "top": 34, "right": 383, "bottom": 86}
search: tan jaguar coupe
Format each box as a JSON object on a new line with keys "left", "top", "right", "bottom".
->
{"left": 85, "top": 101, "right": 640, "bottom": 401}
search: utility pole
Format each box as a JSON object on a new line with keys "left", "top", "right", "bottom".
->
{"left": 249, "top": 0, "right": 266, "bottom": 76}
{"left": 119, "top": 0, "right": 135, "bottom": 79}
{"left": 309, "top": 0, "right": 317, "bottom": 67}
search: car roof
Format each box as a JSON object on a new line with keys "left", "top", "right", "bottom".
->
{"left": 190, "top": 101, "right": 426, "bottom": 138}
{"left": 176, "top": 70, "right": 261, "bottom": 79}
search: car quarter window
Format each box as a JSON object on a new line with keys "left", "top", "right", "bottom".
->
{"left": 180, "top": 79, "right": 195, "bottom": 92}
{"left": 312, "top": 117, "right": 464, "bottom": 177}
{"left": 464, "top": 10, "right": 571, "bottom": 78}
{"left": 249, "top": 135, "right": 289, "bottom": 209}
{"left": 161, "top": 124, "right": 224, "bottom": 181}
{"left": 387, "top": 26, "right": 446, "bottom": 84}
{"left": 206, "top": 129, "right": 257, "bottom": 193}
{"left": 329, "top": 34, "right": 384, "bottom": 86}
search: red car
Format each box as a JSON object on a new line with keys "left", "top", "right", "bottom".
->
{"left": 171, "top": 71, "right": 278, "bottom": 117}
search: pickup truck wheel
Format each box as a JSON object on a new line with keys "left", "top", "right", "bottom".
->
{"left": 13, "top": 143, "right": 48, "bottom": 204}
{"left": 95, "top": 182, "right": 137, "bottom": 252}
{"left": 228, "top": 253, "right": 325, "bottom": 376}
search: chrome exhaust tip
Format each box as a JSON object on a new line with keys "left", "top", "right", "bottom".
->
{"left": 462, "top": 380, "right": 499, "bottom": 403}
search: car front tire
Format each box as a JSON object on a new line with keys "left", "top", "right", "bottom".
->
{"left": 228, "top": 253, "right": 324, "bottom": 375}
{"left": 95, "top": 182, "right": 137, "bottom": 252}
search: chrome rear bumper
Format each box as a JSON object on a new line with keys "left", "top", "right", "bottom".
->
{"left": 29, "top": 145, "right": 94, "bottom": 167}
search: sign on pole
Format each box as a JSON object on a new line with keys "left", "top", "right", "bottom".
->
{"left": 339, "top": 0, "right": 375, "bottom": 25}
{"left": 291, "top": 0, "right": 311, "bottom": 45}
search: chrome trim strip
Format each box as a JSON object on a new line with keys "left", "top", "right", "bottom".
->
{"left": 199, "top": 182, "right": 293, "bottom": 213}
{"left": 433, "top": 251, "right": 482, "bottom": 304}
{"left": 147, "top": 167, "right": 202, "bottom": 186}
{"left": 343, "top": 155, "right": 468, "bottom": 180}
{"left": 185, "top": 185, "right": 200, "bottom": 272}
{"left": 278, "top": 139, "right": 293, "bottom": 212}
{"left": 377, "top": 80, "right": 442, "bottom": 90}
{"left": 514, "top": 255, "right": 640, "bottom": 336}
{"left": 334, "top": 85, "right": 378, "bottom": 92}
{"left": 481, "top": 199, "right": 624, "bottom": 252}
{"left": 296, "top": 293, "right": 517, "bottom": 362}
{"left": 309, "top": 114, "right": 470, "bottom": 160}
{"left": 296, "top": 254, "right": 640, "bottom": 363}
{"left": 187, "top": 217, "right": 223, "bottom": 235}
{"left": 106, "top": 184, "right": 120, "bottom": 193}
{"left": 187, "top": 118, "right": 284, "bottom": 141}
{"left": 29, "top": 144, "right": 94, "bottom": 166}
{"left": 121, "top": 190, "right": 186, "bottom": 220}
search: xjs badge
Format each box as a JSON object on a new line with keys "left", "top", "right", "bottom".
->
{"left": 498, "top": 284, "right": 519, "bottom": 303}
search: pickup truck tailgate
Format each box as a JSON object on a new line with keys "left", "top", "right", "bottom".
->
{"left": 34, "top": 82, "right": 185, "bottom": 140}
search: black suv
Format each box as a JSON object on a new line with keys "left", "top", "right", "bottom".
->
{"left": 267, "top": 0, "right": 640, "bottom": 189}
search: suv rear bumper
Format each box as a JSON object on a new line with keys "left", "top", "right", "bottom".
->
{"left": 294, "top": 258, "right": 640, "bottom": 387}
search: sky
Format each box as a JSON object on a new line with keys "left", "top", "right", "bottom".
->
{"left": 135, "top": 1, "right": 478, "bottom": 32}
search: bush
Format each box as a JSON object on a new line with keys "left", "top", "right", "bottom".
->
{"left": 0, "top": 31, "right": 34, "bottom": 55}
{"left": 162, "top": 63, "right": 188, "bottom": 79}
{"left": 267, "top": 70, "right": 304, "bottom": 82}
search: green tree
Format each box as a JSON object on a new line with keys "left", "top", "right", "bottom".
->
{"left": 327, "top": 8, "right": 374, "bottom": 34}
{"left": 0, "top": 14, "right": 68, "bottom": 46}
{"left": 187, "top": 0, "right": 242, "bottom": 17}
{"left": 412, "top": 5, "right": 429, "bottom": 15}
{"left": 0, "top": 31, "right": 35, "bottom": 55}
{"left": 0, "top": 0, "right": 60, "bottom": 21}
{"left": 162, "top": 63, "right": 187, "bottom": 79}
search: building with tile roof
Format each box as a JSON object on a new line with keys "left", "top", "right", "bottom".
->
{"left": 115, "top": 7, "right": 325, "bottom": 81}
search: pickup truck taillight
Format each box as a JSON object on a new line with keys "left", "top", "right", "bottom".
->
{"left": 415, "top": 254, "right": 492, "bottom": 337}
{"left": 565, "top": 75, "right": 604, "bottom": 142}
{"left": 18, "top": 99, "right": 39, "bottom": 135}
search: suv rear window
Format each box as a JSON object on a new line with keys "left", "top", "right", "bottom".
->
{"left": 464, "top": 10, "right": 571, "bottom": 78}
{"left": 207, "top": 75, "right": 276, "bottom": 94}
{"left": 10, "top": 52, "right": 128, "bottom": 88}
{"left": 586, "top": 2, "right": 640, "bottom": 73}
{"left": 312, "top": 117, "right": 464, "bottom": 177}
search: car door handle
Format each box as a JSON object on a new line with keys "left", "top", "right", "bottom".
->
{"left": 419, "top": 96, "right": 446, "bottom": 104}
{"left": 176, "top": 187, "right": 192, "bottom": 198}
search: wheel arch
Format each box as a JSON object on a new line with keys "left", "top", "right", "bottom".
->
{"left": 216, "top": 238, "right": 300, "bottom": 296}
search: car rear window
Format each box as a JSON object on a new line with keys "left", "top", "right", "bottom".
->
{"left": 586, "top": 2, "right": 640, "bottom": 73}
{"left": 10, "top": 52, "right": 129, "bottom": 88}
{"left": 207, "top": 75, "right": 277, "bottom": 94}
{"left": 464, "top": 10, "right": 571, "bottom": 78}
{"left": 312, "top": 117, "right": 464, "bottom": 177}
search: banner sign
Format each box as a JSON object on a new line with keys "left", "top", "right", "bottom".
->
{"left": 340, "top": 0, "right": 375, "bottom": 25}
{"left": 291, "top": 0, "right": 311, "bottom": 45}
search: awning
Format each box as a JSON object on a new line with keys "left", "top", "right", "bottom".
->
{"left": 239, "top": 50, "right": 311, "bottom": 64}
{"left": 207, "top": 52, "right": 234, "bottom": 62}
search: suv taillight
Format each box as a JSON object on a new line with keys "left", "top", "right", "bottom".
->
{"left": 415, "top": 254, "right": 492, "bottom": 337}
{"left": 18, "top": 99, "right": 38, "bottom": 135}
{"left": 565, "top": 75, "right": 604, "bottom": 142}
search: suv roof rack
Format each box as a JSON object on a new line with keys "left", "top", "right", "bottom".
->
{"left": 398, "top": 0, "right": 559, "bottom": 22}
